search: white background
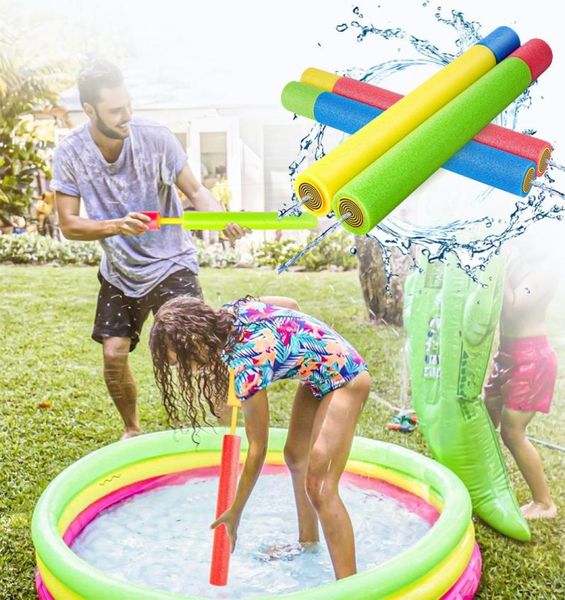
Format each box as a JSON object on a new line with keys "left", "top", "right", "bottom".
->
{"left": 5, "top": 0, "right": 564, "bottom": 141}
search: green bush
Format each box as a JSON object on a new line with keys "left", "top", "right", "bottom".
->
{"left": 299, "top": 230, "right": 357, "bottom": 271}
{"left": 253, "top": 231, "right": 357, "bottom": 271}
{"left": 192, "top": 238, "right": 245, "bottom": 268}
{"left": 0, "top": 234, "right": 101, "bottom": 265}
{"left": 0, "top": 231, "right": 358, "bottom": 272}
{"left": 253, "top": 238, "right": 302, "bottom": 268}
{"left": 0, "top": 235, "right": 251, "bottom": 269}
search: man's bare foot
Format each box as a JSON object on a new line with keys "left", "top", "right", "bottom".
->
{"left": 121, "top": 429, "right": 142, "bottom": 441}
{"left": 521, "top": 501, "right": 557, "bottom": 520}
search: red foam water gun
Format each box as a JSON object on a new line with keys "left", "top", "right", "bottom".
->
{"left": 209, "top": 368, "right": 241, "bottom": 586}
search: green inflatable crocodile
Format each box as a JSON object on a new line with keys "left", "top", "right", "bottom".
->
{"left": 403, "top": 257, "right": 530, "bottom": 541}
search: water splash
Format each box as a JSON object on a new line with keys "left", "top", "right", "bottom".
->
{"left": 277, "top": 212, "right": 351, "bottom": 274}
{"left": 549, "top": 160, "right": 565, "bottom": 172}
{"left": 532, "top": 180, "right": 565, "bottom": 202}
{"left": 279, "top": 124, "right": 328, "bottom": 220}
{"left": 278, "top": 195, "right": 311, "bottom": 219}
{"left": 282, "top": 5, "right": 563, "bottom": 280}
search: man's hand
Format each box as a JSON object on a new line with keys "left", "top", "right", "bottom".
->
{"left": 117, "top": 212, "right": 151, "bottom": 236}
{"left": 223, "top": 223, "right": 251, "bottom": 241}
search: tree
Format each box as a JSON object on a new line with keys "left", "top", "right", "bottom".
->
{"left": 0, "top": 29, "right": 73, "bottom": 226}
{"left": 355, "top": 235, "right": 409, "bottom": 326}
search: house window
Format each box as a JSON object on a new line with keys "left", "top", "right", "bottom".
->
{"left": 174, "top": 132, "right": 187, "bottom": 152}
{"left": 263, "top": 124, "right": 304, "bottom": 212}
{"left": 200, "top": 132, "right": 227, "bottom": 190}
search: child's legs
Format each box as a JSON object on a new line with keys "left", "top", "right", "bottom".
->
{"left": 284, "top": 384, "right": 321, "bottom": 543}
{"left": 485, "top": 394, "right": 504, "bottom": 429}
{"left": 306, "top": 371, "right": 370, "bottom": 579}
{"left": 500, "top": 407, "right": 554, "bottom": 507}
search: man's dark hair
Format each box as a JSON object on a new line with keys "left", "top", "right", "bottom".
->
{"left": 78, "top": 59, "right": 123, "bottom": 106}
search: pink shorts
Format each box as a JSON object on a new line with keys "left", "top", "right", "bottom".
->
{"left": 484, "top": 336, "right": 558, "bottom": 414}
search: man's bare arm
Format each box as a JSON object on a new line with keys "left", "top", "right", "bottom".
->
{"left": 175, "top": 165, "right": 248, "bottom": 240}
{"left": 56, "top": 191, "right": 150, "bottom": 241}
{"left": 175, "top": 165, "right": 223, "bottom": 211}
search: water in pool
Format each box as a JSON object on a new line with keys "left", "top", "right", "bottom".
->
{"left": 72, "top": 471, "right": 433, "bottom": 597}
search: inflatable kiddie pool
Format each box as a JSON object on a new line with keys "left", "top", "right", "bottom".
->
{"left": 33, "top": 428, "right": 482, "bottom": 599}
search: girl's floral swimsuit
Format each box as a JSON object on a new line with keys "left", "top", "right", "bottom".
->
{"left": 221, "top": 300, "right": 369, "bottom": 401}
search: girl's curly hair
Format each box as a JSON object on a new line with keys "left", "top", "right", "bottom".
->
{"left": 150, "top": 295, "right": 244, "bottom": 433}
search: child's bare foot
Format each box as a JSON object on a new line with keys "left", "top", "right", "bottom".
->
{"left": 255, "top": 542, "right": 308, "bottom": 562}
{"left": 120, "top": 428, "right": 142, "bottom": 441}
{"left": 521, "top": 501, "right": 557, "bottom": 520}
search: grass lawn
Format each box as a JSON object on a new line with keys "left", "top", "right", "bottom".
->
{"left": 1, "top": 265, "right": 564, "bottom": 599}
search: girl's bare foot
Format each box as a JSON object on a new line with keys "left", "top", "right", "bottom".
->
{"left": 255, "top": 542, "right": 307, "bottom": 562}
{"left": 521, "top": 501, "right": 557, "bottom": 520}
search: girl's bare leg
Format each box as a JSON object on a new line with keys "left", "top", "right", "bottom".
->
{"left": 306, "top": 371, "right": 370, "bottom": 579}
{"left": 284, "top": 384, "right": 321, "bottom": 543}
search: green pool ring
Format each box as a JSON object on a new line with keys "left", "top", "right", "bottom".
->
{"left": 404, "top": 258, "right": 530, "bottom": 541}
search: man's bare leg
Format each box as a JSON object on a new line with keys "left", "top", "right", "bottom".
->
{"left": 102, "top": 336, "right": 141, "bottom": 439}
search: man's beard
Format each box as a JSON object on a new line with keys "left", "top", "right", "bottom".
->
{"left": 94, "top": 108, "right": 129, "bottom": 140}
